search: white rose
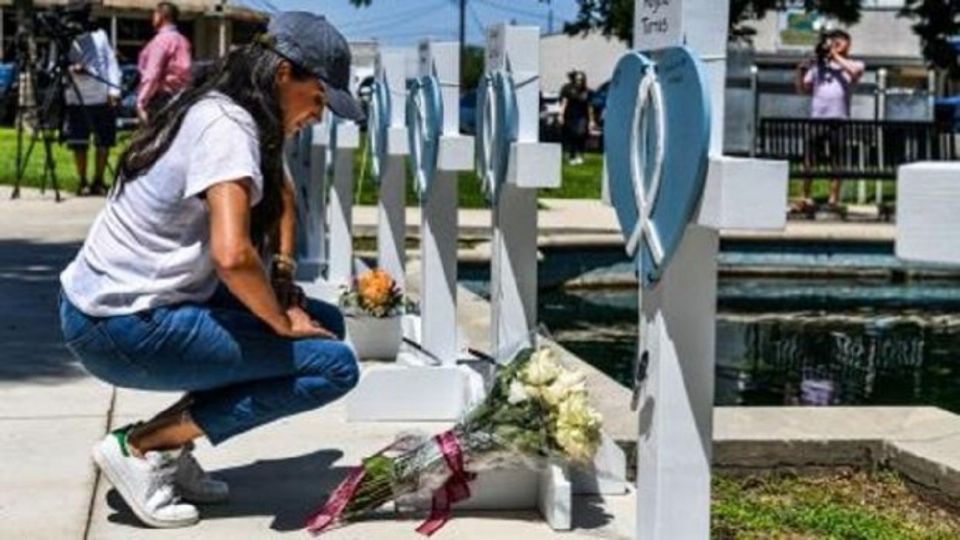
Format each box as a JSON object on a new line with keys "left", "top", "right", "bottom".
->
{"left": 507, "top": 379, "right": 530, "bottom": 405}
{"left": 555, "top": 424, "right": 597, "bottom": 463}
{"left": 542, "top": 372, "right": 585, "bottom": 407}
{"left": 522, "top": 349, "right": 561, "bottom": 386}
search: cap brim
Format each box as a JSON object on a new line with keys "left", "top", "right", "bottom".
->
{"left": 325, "top": 86, "right": 365, "bottom": 122}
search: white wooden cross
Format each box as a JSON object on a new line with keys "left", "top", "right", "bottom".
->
{"left": 479, "top": 24, "right": 561, "bottom": 360}
{"left": 415, "top": 40, "right": 475, "bottom": 365}
{"left": 618, "top": 1, "right": 789, "bottom": 538}
{"left": 324, "top": 116, "right": 361, "bottom": 287}
{"left": 345, "top": 41, "right": 482, "bottom": 422}
{"left": 371, "top": 47, "right": 415, "bottom": 292}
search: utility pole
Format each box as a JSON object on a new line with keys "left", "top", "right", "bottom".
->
{"left": 548, "top": 0, "right": 554, "bottom": 34}
{"left": 459, "top": 0, "right": 466, "bottom": 87}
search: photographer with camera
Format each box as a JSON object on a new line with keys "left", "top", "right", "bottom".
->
{"left": 64, "top": 0, "right": 121, "bottom": 196}
{"left": 794, "top": 29, "right": 865, "bottom": 212}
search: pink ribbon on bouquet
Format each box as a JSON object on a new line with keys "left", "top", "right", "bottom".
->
{"left": 415, "top": 430, "right": 477, "bottom": 537}
{"left": 305, "top": 438, "right": 404, "bottom": 535}
{"left": 305, "top": 466, "right": 367, "bottom": 535}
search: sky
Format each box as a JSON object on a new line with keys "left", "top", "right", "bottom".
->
{"left": 267, "top": 0, "right": 580, "bottom": 45}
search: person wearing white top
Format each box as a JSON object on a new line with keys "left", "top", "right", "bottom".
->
{"left": 63, "top": 2, "right": 122, "bottom": 196}
{"left": 58, "top": 12, "right": 365, "bottom": 528}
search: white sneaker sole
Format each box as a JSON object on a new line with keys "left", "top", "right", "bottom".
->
{"left": 92, "top": 439, "right": 200, "bottom": 529}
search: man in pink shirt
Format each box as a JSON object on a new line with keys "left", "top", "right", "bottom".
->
{"left": 138, "top": 2, "right": 192, "bottom": 121}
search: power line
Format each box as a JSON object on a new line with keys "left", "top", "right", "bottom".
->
{"left": 473, "top": 0, "right": 550, "bottom": 21}
{"left": 371, "top": 28, "right": 459, "bottom": 40}
{"left": 467, "top": 2, "right": 486, "bottom": 36}
{"left": 338, "top": 1, "right": 449, "bottom": 32}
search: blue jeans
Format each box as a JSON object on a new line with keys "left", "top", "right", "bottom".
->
{"left": 59, "top": 288, "right": 359, "bottom": 445}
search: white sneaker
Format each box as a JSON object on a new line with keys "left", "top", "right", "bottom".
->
{"left": 176, "top": 443, "right": 230, "bottom": 504}
{"left": 92, "top": 430, "right": 200, "bottom": 528}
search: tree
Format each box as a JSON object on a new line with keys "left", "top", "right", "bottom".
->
{"left": 899, "top": 0, "right": 960, "bottom": 77}
{"left": 562, "top": 0, "right": 863, "bottom": 43}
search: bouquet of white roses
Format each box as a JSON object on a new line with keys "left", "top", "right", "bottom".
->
{"left": 306, "top": 347, "right": 603, "bottom": 536}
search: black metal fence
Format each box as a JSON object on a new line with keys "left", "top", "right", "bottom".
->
{"left": 756, "top": 118, "right": 958, "bottom": 179}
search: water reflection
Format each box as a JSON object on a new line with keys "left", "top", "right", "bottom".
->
{"left": 538, "top": 287, "right": 960, "bottom": 414}
{"left": 717, "top": 313, "right": 958, "bottom": 410}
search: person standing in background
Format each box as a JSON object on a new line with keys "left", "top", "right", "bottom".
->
{"left": 559, "top": 70, "right": 594, "bottom": 166}
{"left": 64, "top": 0, "right": 122, "bottom": 196}
{"left": 794, "top": 29, "right": 865, "bottom": 212}
{"left": 138, "top": 2, "right": 192, "bottom": 121}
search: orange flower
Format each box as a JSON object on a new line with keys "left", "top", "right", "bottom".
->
{"left": 355, "top": 269, "right": 401, "bottom": 316}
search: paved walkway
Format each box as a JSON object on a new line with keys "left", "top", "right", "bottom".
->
{"left": 0, "top": 188, "right": 634, "bottom": 539}
{"left": 0, "top": 187, "right": 913, "bottom": 539}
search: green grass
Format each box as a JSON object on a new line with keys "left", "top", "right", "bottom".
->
{"left": 14, "top": 126, "right": 891, "bottom": 207}
{"left": 788, "top": 178, "right": 897, "bottom": 204}
{"left": 0, "top": 127, "right": 129, "bottom": 193}
{"left": 352, "top": 138, "right": 603, "bottom": 208}
{"left": 1, "top": 127, "right": 605, "bottom": 205}
{"left": 713, "top": 470, "right": 960, "bottom": 539}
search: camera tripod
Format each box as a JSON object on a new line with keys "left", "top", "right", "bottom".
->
{"left": 11, "top": 29, "right": 119, "bottom": 201}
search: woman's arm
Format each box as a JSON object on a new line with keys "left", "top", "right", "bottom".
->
{"left": 206, "top": 180, "right": 330, "bottom": 339}
{"left": 832, "top": 52, "right": 865, "bottom": 83}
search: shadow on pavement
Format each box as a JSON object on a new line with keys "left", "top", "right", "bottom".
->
{"left": 105, "top": 449, "right": 349, "bottom": 532}
{"left": 102, "top": 447, "right": 617, "bottom": 533}
{"left": 0, "top": 238, "right": 87, "bottom": 383}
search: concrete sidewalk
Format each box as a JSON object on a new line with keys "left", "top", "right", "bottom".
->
{"left": 0, "top": 188, "right": 634, "bottom": 539}
{"left": 0, "top": 187, "right": 909, "bottom": 539}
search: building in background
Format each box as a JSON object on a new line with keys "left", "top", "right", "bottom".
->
{"left": 539, "top": 30, "right": 627, "bottom": 96}
{"left": 0, "top": 0, "right": 271, "bottom": 63}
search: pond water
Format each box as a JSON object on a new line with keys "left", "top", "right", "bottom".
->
{"left": 537, "top": 283, "right": 960, "bottom": 414}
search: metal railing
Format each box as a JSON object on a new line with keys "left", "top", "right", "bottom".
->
{"left": 756, "top": 118, "right": 958, "bottom": 179}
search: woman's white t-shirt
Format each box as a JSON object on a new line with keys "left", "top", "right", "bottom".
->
{"left": 61, "top": 92, "right": 264, "bottom": 317}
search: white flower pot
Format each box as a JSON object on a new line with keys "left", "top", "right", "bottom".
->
{"left": 346, "top": 314, "right": 402, "bottom": 360}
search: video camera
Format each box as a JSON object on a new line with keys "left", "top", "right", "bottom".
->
{"left": 815, "top": 33, "right": 834, "bottom": 67}
{"left": 32, "top": 1, "right": 95, "bottom": 48}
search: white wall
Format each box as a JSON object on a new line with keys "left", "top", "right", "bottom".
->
{"left": 539, "top": 31, "right": 629, "bottom": 95}
{"left": 748, "top": 8, "right": 923, "bottom": 60}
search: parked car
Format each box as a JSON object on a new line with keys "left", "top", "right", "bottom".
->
{"left": 540, "top": 91, "right": 562, "bottom": 143}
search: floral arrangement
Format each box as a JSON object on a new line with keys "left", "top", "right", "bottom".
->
{"left": 306, "top": 347, "right": 603, "bottom": 536}
{"left": 340, "top": 268, "right": 404, "bottom": 318}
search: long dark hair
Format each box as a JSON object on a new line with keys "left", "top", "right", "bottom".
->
{"left": 115, "top": 44, "right": 310, "bottom": 247}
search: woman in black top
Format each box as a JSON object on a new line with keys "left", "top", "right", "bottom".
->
{"left": 559, "top": 70, "right": 593, "bottom": 165}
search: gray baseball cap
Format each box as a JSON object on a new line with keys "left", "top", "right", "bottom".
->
{"left": 266, "top": 12, "right": 364, "bottom": 121}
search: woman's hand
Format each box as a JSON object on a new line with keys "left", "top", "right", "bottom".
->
{"left": 278, "top": 306, "right": 337, "bottom": 340}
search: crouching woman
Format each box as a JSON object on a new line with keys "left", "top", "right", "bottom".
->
{"left": 58, "top": 12, "right": 364, "bottom": 529}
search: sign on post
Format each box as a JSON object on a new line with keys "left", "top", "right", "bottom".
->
{"left": 633, "top": 0, "right": 683, "bottom": 50}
